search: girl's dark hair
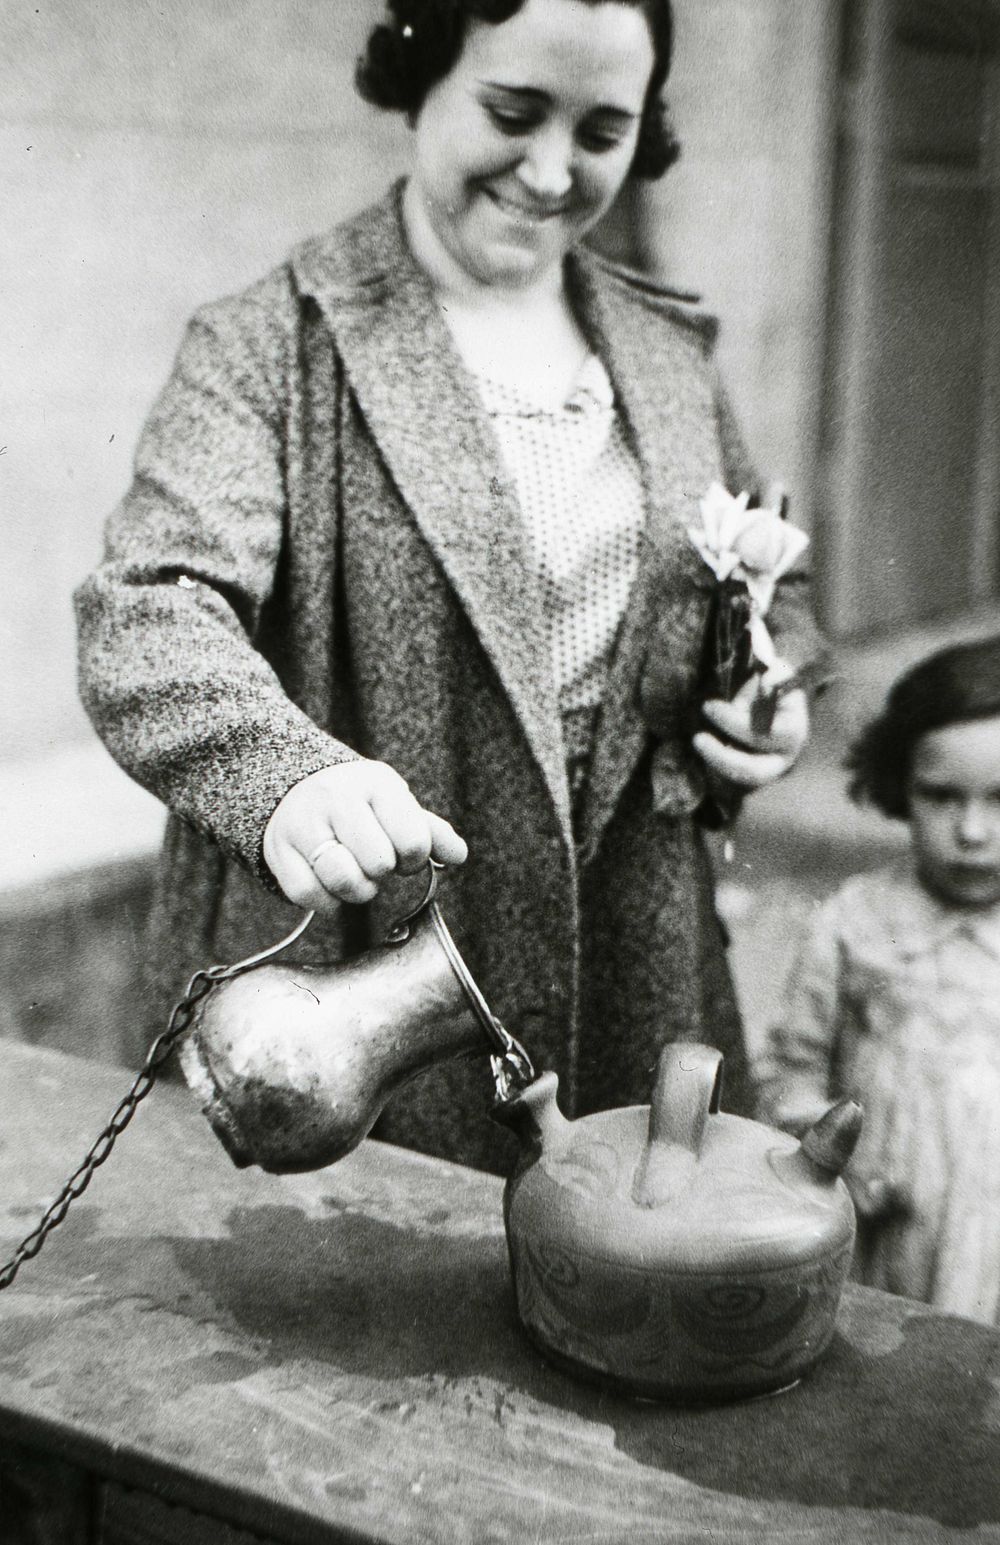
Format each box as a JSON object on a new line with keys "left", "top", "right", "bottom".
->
{"left": 847, "top": 634, "right": 1000, "bottom": 820}
{"left": 356, "top": 0, "right": 680, "bottom": 179}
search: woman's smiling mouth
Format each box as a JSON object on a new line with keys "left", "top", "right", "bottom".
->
{"left": 484, "top": 186, "right": 569, "bottom": 223}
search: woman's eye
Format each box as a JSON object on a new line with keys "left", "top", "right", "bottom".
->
{"left": 486, "top": 106, "right": 536, "bottom": 136}
{"left": 577, "top": 126, "right": 628, "bottom": 154}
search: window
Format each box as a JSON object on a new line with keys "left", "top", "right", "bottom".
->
{"left": 818, "top": 0, "right": 1000, "bottom": 634}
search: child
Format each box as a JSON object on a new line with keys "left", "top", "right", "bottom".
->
{"left": 759, "top": 635, "right": 1000, "bottom": 1324}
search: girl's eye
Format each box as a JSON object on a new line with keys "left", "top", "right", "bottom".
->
{"left": 913, "top": 783, "right": 955, "bottom": 807}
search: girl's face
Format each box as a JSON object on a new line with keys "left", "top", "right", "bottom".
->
{"left": 908, "top": 715, "right": 1000, "bottom": 908}
{"left": 405, "top": 0, "right": 654, "bottom": 291}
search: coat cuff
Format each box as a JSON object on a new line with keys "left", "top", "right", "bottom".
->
{"left": 160, "top": 729, "right": 361, "bottom": 888}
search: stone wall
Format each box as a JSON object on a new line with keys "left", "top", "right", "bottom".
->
{"left": 3, "top": 0, "right": 404, "bottom": 762}
{"left": 646, "top": 0, "right": 840, "bottom": 517}
{"left": 3, "top": 0, "right": 838, "bottom": 770}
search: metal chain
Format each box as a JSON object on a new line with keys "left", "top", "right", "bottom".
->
{"left": 0, "top": 911, "right": 316, "bottom": 1293}
{"left": 0, "top": 968, "right": 214, "bottom": 1291}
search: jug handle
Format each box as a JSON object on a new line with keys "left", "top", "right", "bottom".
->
{"left": 648, "top": 1042, "right": 723, "bottom": 1157}
{"left": 379, "top": 859, "right": 498, "bottom": 1041}
{"left": 247, "top": 864, "right": 440, "bottom": 956}
{"left": 633, "top": 1043, "right": 723, "bottom": 1209}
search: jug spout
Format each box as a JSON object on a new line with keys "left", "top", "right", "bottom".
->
{"left": 492, "top": 1071, "right": 568, "bottom": 1160}
{"left": 772, "top": 1098, "right": 864, "bottom": 1192}
{"left": 800, "top": 1099, "right": 864, "bottom": 1178}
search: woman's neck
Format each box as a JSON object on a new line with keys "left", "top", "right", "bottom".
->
{"left": 402, "top": 182, "right": 591, "bottom": 407}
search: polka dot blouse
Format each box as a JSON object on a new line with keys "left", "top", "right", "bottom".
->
{"left": 477, "top": 353, "right": 645, "bottom": 782}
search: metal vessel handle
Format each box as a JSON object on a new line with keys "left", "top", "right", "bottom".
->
{"left": 382, "top": 859, "right": 442, "bottom": 945}
{"left": 383, "top": 860, "right": 535, "bottom": 1099}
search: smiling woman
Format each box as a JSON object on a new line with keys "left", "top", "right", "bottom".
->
{"left": 356, "top": 0, "right": 680, "bottom": 177}
{"left": 362, "top": 0, "right": 678, "bottom": 397}
{"left": 398, "top": 0, "right": 659, "bottom": 398}
{"left": 401, "top": 3, "right": 652, "bottom": 290}
{"left": 74, "top": 0, "right": 823, "bottom": 1171}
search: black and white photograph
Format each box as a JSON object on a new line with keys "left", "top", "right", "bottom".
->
{"left": 2, "top": 1, "right": 1000, "bottom": 1539}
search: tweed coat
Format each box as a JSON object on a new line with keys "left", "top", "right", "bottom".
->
{"left": 76, "top": 184, "right": 818, "bottom": 1174}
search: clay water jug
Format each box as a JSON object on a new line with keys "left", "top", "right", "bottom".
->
{"left": 494, "top": 1042, "right": 862, "bottom": 1402}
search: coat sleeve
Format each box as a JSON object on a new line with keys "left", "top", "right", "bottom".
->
{"left": 74, "top": 270, "right": 358, "bottom": 882}
{"left": 755, "top": 889, "right": 847, "bottom": 1130}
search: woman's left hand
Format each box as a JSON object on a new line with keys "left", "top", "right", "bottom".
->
{"left": 693, "top": 665, "right": 809, "bottom": 790}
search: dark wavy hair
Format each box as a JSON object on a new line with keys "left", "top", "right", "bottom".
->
{"left": 847, "top": 634, "right": 1000, "bottom": 820}
{"left": 356, "top": 0, "right": 680, "bottom": 179}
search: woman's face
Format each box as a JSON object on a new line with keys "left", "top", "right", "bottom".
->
{"left": 908, "top": 715, "right": 1000, "bottom": 909}
{"left": 406, "top": 0, "right": 655, "bottom": 290}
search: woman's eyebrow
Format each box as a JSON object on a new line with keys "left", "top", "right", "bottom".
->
{"left": 478, "top": 81, "right": 639, "bottom": 119}
{"left": 586, "top": 104, "right": 640, "bottom": 122}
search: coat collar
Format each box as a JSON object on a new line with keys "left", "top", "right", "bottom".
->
{"left": 291, "top": 185, "right": 570, "bottom": 845}
{"left": 290, "top": 185, "right": 718, "bottom": 859}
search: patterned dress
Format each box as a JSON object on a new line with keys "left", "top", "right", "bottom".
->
{"left": 759, "top": 856, "right": 1000, "bottom": 1324}
{"left": 476, "top": 353, "right": 644, "bottom": 818}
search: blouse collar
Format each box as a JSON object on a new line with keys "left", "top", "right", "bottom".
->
{"left": 885, "top": 856, "right": 1000, "bottom": 961}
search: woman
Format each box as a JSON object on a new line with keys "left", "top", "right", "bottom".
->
{"left": 76, "top": 0, "right": 817, "bottom": 1172}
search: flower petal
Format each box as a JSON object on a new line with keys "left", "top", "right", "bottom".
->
{"left": 719, "top": 492, "right": 754, "bottom": 552}
{"left": 769, "top": 522, "right": 811, "bottom": 581}
{"left": 747, "top": 612, "right": 779, "bottom": 670}
{"left": 731, "top": 509, "right": 788, "bottom": 574}
{"left": 697, "top": 487, "right": 725, "bottom": 550}
{"left": 699, "top": 483, "right": 749, "bottom": 553}
{"left": 688, "top": 530, "right": 739, "bottom": 581}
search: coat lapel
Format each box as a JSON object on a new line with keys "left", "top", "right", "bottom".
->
{"left": 568, "top": 252, "right": 723, "bottom": 860}
{"left": 290, "top": 190, "right": 725, "bottom": 866}
{"left": 290, "top": 189, "right": 572, "bottom": 847}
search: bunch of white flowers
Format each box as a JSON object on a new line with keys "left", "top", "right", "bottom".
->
{"left": 688, "top": 483, "right": 809, "bottom": 672}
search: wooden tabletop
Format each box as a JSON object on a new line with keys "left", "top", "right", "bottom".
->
{"left": 1, "top": 1039, "right": 999, "bottom": 1543}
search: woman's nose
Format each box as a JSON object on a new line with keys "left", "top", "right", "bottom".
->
{"left": 518, "top": 127, "right": 574, "bottom": 201}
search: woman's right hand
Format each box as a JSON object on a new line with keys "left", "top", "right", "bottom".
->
{"left": 263, "top": 761, "right": 468, "bottom": 912}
